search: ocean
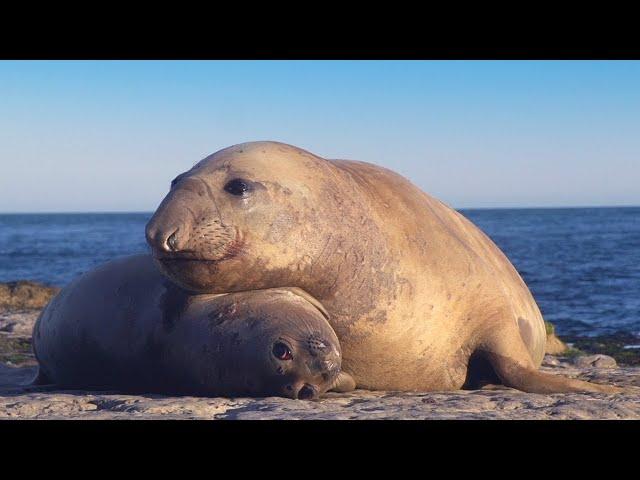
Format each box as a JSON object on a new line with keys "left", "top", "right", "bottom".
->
{"left": 1, "top": 208, "right": 638, "bottom": 337}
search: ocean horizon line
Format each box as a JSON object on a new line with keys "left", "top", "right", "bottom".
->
{"left": 1, "top": 204, "right": 639, "bottom": 215}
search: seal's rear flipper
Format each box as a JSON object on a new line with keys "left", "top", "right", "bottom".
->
{"left": 486, "top": 351, "right": 623, "bottom": 394}
{"left": 480, "top": 328, "right": 623, "bottom": 394}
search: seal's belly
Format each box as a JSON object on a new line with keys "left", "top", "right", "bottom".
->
{"left": 333, "top": 309, "right": 475, "bottom": 391}
{"left": 343, "top": 343, "right": 471, "bottom": 391}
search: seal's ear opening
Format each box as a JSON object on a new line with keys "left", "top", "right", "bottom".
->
{"left": 278, "top": 287, "right": 330, "bottom": 320}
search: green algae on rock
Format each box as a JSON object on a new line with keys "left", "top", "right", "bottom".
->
{"left": 0, "top": 335, "right": 36, "bottom": 367}
{"left": 563, "top": 332, "right": 640, "bottom": 366}
{"left": 544, "top": 321, "right": 568, "bottom": 355}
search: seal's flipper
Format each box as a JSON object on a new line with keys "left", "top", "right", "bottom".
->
{"left": 7, "top": 367, "right": 59, "bottom": 393}
{"left": 486, "top": 351, "right": 623, "bottom": 394}
{"left": 328, "top": 371, "right": 356, "bottom": 393}
{"left": 29, "top": 367, "right": 52, "bottom": 386}
{"left": 480, "top": 327, "right": 623, "bottom": 394}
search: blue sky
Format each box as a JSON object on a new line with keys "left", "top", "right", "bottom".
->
{"left": 1, "top": 60, "right": 638, "bottom": 212}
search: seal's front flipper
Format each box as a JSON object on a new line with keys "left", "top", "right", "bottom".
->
{"left": 481, "top": 329, "right": 623, "bottom": 394}
{"left": 29, "top": 367, "right": 50, "bottom": 385}
{"left": 23, "top": 367, "right": 57, "bottom": 390}
{"left": 328, "top": 372, "right": 356, "bottom": 393}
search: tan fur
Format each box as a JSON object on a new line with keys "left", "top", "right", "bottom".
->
{"left": 146, "top": 142, "right": 620, "bottom": 394}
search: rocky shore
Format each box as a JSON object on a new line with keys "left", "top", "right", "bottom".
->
{"left": 1, "top": 281, "right": 639, "bottom": 420}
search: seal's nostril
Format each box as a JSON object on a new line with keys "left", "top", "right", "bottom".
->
{"left": 297, "top": 384, "right": 316, "bottom": 400}
{"left": 166, "top": 230, "right": 180, "bottom": 251}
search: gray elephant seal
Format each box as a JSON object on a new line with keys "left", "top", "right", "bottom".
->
{"left": 32, "top": 254, "right": 354, "bottom": 400}
{"left": 145, "top": 141, "right": 621, "bottom": 394}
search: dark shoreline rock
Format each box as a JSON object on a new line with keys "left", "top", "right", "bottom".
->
{"left": 545, "top": 320, "right": 640, "bottom": 366}
{"left": 561, "top": 331, "right": 640, "bottom": 366}
{"left": 0, "top": 281, "right": 59, "bottom": 312}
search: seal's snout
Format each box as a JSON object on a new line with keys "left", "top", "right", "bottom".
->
{"left": 145, "top": 185, "right": 202, "bottom": 255}
{"left": 146, "top": 222, "right": 185, "bottom": 254}
{"left": 146, "top": 185, "right": 236, "bottom": 262}
{"left": 296, "top": 383, "right": 318, "bottom": 400}
{"left": 306, "top": 334, "right": 341, "bottom": 383}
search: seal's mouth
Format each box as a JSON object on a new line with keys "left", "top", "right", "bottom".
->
{"left": 152, "top": 235, "right": 246, "bottom": 263}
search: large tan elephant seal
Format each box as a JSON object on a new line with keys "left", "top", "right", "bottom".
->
{"left": 145, "top": 141, "right": 621, "bottom": 394}
{"left": 32, "top": 254, "right": 354, "bottom": 399}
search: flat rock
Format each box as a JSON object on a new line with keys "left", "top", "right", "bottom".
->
{"left": 0, "top": 300, "right": 636, "bottom": 420}
{"left": 1, "top": 361, "right": 638, "bottom": 420}
{"left": 542, "top": 355, "right": 562, "bottom": 367}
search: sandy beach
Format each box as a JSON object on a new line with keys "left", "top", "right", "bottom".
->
{"left": 1, "top": 282, "right": 639, "bottom": 420}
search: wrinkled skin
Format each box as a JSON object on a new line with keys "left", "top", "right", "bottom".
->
{"left": 33, "top": 255, "right": 350, "bottom": 399}
{"left": 145, "top": 141, "right": 622, "bottom": 394}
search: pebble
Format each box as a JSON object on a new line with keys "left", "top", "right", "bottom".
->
{"left": 572, "top": 354, "right": 617, "bottom": 369}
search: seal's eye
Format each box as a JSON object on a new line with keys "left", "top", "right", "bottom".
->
{"left": 224, "top": 178, "right": 251, "bottom": 196}
{"left": 272, "top": 342, "right": 293, "bottom": 361}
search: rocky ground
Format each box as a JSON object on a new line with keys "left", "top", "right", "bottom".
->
{"left": 1, "top": 282, "right": 639, "bottom": 420}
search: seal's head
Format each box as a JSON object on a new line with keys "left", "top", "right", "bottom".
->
{"left": 145, "top": 141, "right": 352, "bottom": 293}
{"left": 194, "top": 288, "right": 341, "bottom": 400}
